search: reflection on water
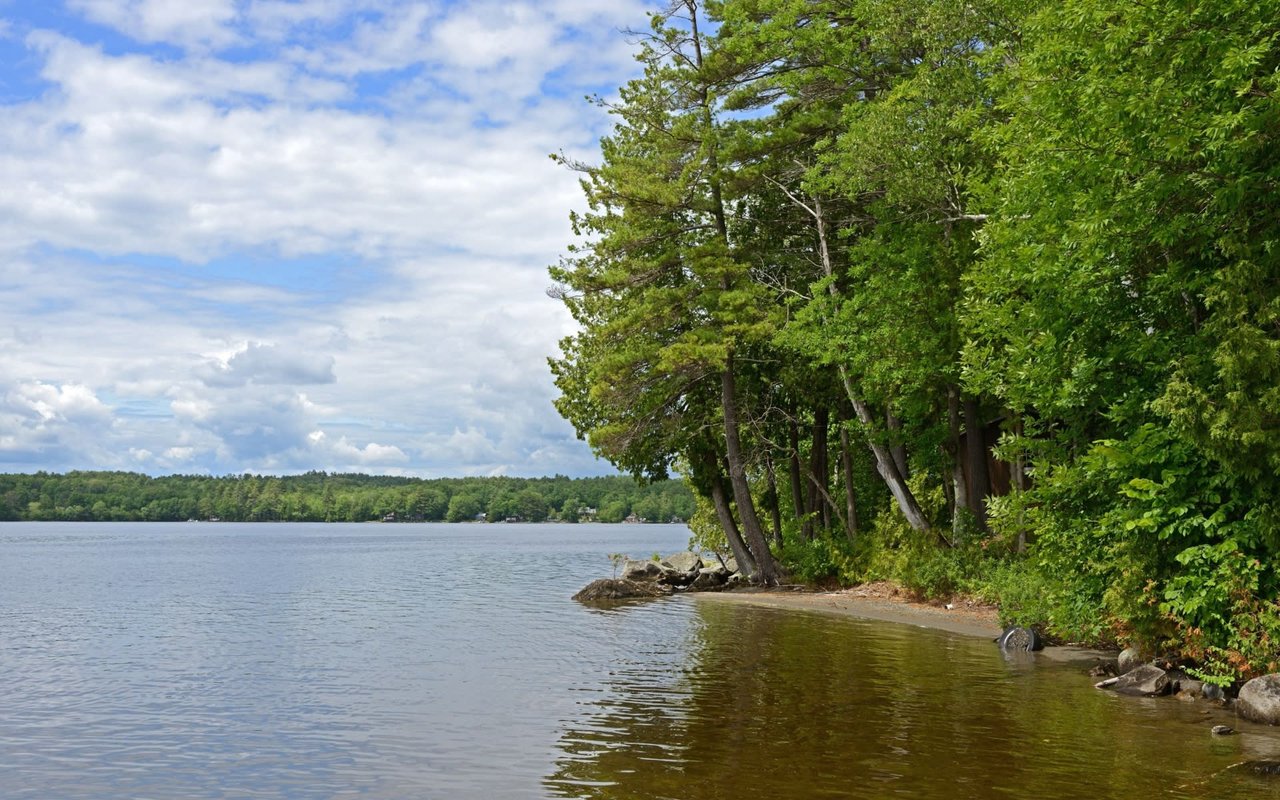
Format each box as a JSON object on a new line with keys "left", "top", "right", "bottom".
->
{"left": 546, "top": 600, "right": 1280, "bottom": 800}
{"left": 4, "top": 522, "right": 1280, "bottom": 799}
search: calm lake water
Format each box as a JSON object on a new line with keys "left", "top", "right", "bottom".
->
{"left": 2, "top": 522, "right": 1278, "bottom": 799}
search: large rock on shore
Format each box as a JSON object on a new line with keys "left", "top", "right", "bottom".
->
{"left": 573, "top": 578, "right": 669, "bottom": 602}
{"left": 664, "top": 551, "right": 702, "bottom": 574}
{"left": 1118, "top": 647, "right": 1145, "bottom": 675}
{"left": 1237, "top": 674, "right": 1280, "bottom": 725}
{"left": 691, "top": 566, "right": 728, "bottom": 591}
{"left": 621, "top": 559, "right": 663, "bottom": 582}
{"left": 657, "top": 552, "right": 702, "bottom": 586}
{"left": 1112, "top": 664, "right": 1171, "bottom": 697}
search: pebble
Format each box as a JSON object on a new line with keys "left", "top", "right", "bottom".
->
{"left": 1211, "top": 725, "right": 1235, "bottom": 736}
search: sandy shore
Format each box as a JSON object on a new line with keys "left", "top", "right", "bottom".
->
{"left": 693, "top": 583, "right": 1003, "bottom": 638}
{"left": 692, "top": 583, "right": 1113, "bottom": 664}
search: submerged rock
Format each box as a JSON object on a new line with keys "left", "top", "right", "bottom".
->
{"left": 572, "top": 578, "right": 669, "bottom": 602}
{"left": 1111, "top": 664, "right": 1171, "bottom": 697}
{"left": 1247, "top": 761, "right": 1280, "bottom": 776}
{"left": 1237, "top": 674, "right": 1280, "bottom": 725}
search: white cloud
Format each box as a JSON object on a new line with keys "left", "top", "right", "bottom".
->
{"left": 7, "top": 382, "right": 111, "bottom": 424}
{"left": 199, "top": 342, "right": 336, "bottom": 387}
{"left": 68, "top": 0, "right": 243, "bottom": 51}
{"left": 319, "top": 432, "right": 409, "bottom": 465}
{"left": 0, "top": 0, "right": 643, "bottom": 477}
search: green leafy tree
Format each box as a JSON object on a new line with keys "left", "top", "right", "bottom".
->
{"left": 550, "top": 1, "right": 781, "bottom": 582}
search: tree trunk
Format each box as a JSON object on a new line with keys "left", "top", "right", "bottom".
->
{"left": 812, "top": 192, "right": 931, "bottom": 532}
{"left": 707, "top": 463, "right": 757, "bottom": 577}
{"left": 838, "top": 419, "right": 859, "bottom": 546}
{"left": 948, "top": 385, "right": 968, "bottom": 534}
{"left": 886, "top": 408, "right": 909, "bottom": 481}
{"left": 807, "top": 406, "right": 830, "bottom": 533}
{"left": 788, "top": 415, "right": 811, "bottom": 541}
{"left": 963, "top": 395, "right": 990, "bottom": 530}
{"left": 764, "top": 452, "right": 784, "bottom": 550}
{"left": 845, "top": 386, "right": 932, "bottom": 532}
{"left": 1012, "top": 414, "right": 1030, "bottom": 554}
{"left": 721, "top": 361, "right": 780, "bottom": 584}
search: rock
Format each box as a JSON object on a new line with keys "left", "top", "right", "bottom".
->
{"left": 1202, "top": 683, "right": 1227, "bottom": 703}
{"left": 1237, "top": 673, "right": 1280, "bottom": 725}
{"left": 691, "top": 568, "right": 727, "bottom": 591}
{"left": 1248, "top": 761, "right": 1280, "bottom": 776}
{"left": 1111, "top": 664, "right": 1171, "bottom": 697}
{"left": 1118, "top": 647, "right": 1145, "bottom": 675}
{"left": 621, "top": 559, "right": 663, "bottom": 582}
{"left": 996, "top": 626, "right": 1044, "bottom": 652}
{"left": 722, "top": 556, "right": 738, "bottom": 574}
{"left": 1211, "top": 725, "right": 1235, "bottom": 736}
{"left": 1095, "top": 677, "right": 1119, "bottom": 690}
{"left": 572, "top": 578, "right": 669, "bottom": 602}
{"left": 655, "top": 562, "right": 690, "bottom": 586}
{"left": 700, "top": 562, "right": 729, "bottom": 579}
{"left": 726, "top": 571, "right": 747, "bottom": 586}
{"left": 664, "top": 551, "right": 702, "bottom": 573}
{"left": 656, "top": 553, "right": 701, "bottom": 586}
{"left": 1175, "top": 677, "right": 1204, "bottom": 699}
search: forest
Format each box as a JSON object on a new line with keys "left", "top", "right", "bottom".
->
{"left": 548, "top": 0, "right": 1280, "bottom": 681}
{"left": 0, "top": 472, "right": 694, "bottom": 526}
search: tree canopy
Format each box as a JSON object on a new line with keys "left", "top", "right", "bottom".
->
{"left": 550, "top": 0, "right": 1280, "bottom": 680}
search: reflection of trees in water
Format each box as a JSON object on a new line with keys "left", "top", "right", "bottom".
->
{"left": 546, "top": 602, "right": 1278, "bottom": 800}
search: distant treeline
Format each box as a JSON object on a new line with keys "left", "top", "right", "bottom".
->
{"left": 0, "top": 471, "right": 694, "bottom": 524}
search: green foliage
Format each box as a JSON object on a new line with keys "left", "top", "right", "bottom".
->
{"left": 685, "top": 487, "right": 729, "bottom": 555}
{"left": 0, "top": 472, "right": 693, "bottom": 525}
{"left": 540, "top": 0, "right": 1280, "bottom": 679}
{"left": 779, "top": 533, "right": 853, "bottom": 586}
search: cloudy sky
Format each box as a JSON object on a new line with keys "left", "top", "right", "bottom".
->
{"left": 0, "top": 0, "right": 653, "bottom": 477}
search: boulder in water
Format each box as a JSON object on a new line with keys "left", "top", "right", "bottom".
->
{"left": 1237, "top": 674, "right": 1280, "bottom": 725}
{"left": 1111, "top": 664, "right": 1171, "bottom": 697}
{"left": 573, "top": 578, "right": 669, "bottom": 602}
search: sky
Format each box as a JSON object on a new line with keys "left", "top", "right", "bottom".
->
{"left": 0, "top": 0, "right": 654, "bottom": 478}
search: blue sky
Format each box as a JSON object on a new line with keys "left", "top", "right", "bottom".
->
{"left": 0, "top": 0, "right": 652, "bottom": 477}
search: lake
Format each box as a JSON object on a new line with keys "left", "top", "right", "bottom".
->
{"left": 1, "top": 522, "right": 1277, "bottom": 798}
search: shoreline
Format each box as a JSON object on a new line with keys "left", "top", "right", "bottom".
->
{"left": 692, "top": 585, "right": 1112, "bottom": 665}
{"left": 693, "top": 585, "right": 1003, "bottom": 639}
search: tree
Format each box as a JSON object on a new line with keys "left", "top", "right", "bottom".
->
{"left": 965, "top": 0, "right": 1280, "bottom": 673}
{"left": 550, "top": 1, "right": 782, "bottom": 582}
